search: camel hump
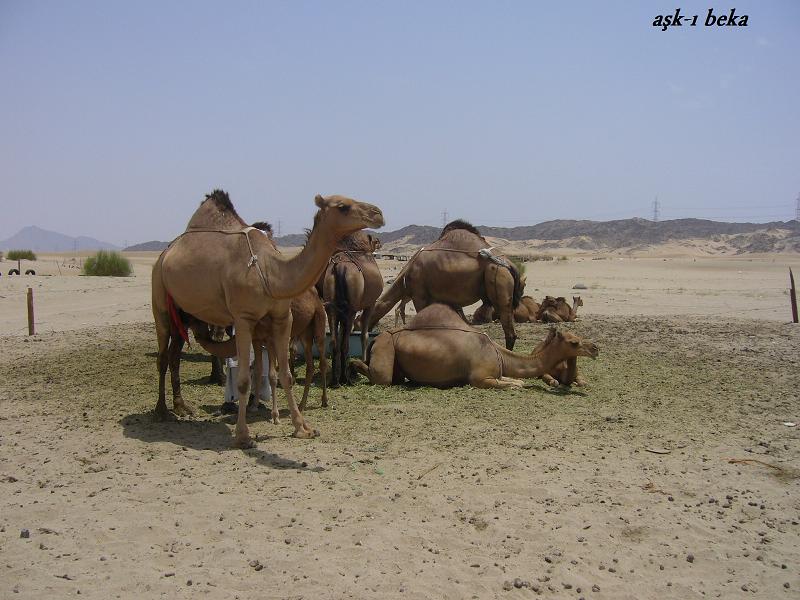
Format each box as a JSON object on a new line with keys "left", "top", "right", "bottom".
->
{"left": 185, "top": 189, "right": 248, "bottom": 231}
{"left": 440, "top": 219, "right": 481, "bottom": 238}
{"left": 408, "top": 303, "right": 475, "bottom": 330}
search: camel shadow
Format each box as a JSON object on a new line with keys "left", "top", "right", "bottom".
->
{"left": 119, "top": 411, "right": 323, "bottom": 470}
{"left": 144, "top": 351, "right": 211, "bottom": 363}
{"left": 544, "top": 385, "right": 589, "bottom": 397}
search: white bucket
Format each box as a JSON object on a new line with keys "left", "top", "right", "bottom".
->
{"left": 223, "top": 348, "right": 271, "bottom": 403}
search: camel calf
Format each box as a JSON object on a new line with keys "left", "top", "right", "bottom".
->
{"left": 351, "top": 303, "right": 598, "bottom": 389}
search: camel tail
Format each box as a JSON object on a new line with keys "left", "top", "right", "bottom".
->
{"left": 333, "top": 263, "right": 350, "bottom": 321}
{"left": 508, "top": 263, "right": 523, "bottom": 309}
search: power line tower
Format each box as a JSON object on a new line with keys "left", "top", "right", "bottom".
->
{"left": 652, "top": 197, "right": 661, "bottom": 222}
{"left": 277, "top": 220, "right": 282, "bottom": 236}
{"left": 795, "top": 192, "right": 800, "bottom": 222}
{"left": 442, "top": 209, "right": 449, "bottom": 228}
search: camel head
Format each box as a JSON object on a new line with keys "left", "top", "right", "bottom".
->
{"left": 572, "top": 296, "right": 584, "bottom": 308}
{"left": 543, "top": 327, "right": 599, "bottom": 360}
{"left": 313, "top": 195, "right": 385, "bottom": 241}
{"left": 368, "top": 234, "right": 382, "bottom": 252}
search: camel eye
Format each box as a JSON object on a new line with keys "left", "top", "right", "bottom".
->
{"left": 570, "top": 341, "right": 579, "bottom": 347}
{"left": 337, "top": 204, "right": 351, "bottom": 213}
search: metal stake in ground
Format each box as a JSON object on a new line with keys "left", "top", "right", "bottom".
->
{"left": 790, "top": 268, "right": 798, "bottom": 324}
{"left": 27, "top": 287, "right": 35, "bottom": 335}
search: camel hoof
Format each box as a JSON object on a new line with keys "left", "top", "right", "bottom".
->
{"left": 234, "top": 435, "right": 256, "bottom": 449}
{"left": 153, "top": 405, "right": 172, "bottom": 421}
{"left": 172, "top": 402, "right": 195, "bottom": 417}
{"left": 292, "top": 426, "right": 319, "bottom": 439}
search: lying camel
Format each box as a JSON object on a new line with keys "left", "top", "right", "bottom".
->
{"left": 538, "top": 296, "right": 582, "bottom": 323}
{"left": 351, "top": 303, "right": 598, "bottom": 388}
{"left": 531, "top": 336, "right": 587, "bottom": 387}
{"left": 473, "top": 295, "right": 541, "bottom": 325}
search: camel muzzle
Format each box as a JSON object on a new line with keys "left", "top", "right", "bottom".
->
{"left": 364, "top": 205, "right": 385, "bottom": 228}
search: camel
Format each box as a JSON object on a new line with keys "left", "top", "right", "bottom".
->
{"left": 472, "top": 302, "right": 494, "bottom": 325}
{"left": 538, "top": 296, "right": 583, "bottom": 323}
{"left": 252, "top": 286, "right": 329, "bottom": 419}
{"left": 368, "top": 220, "right": 523, "bottom": 349}
{"left": 472, "top": 295, "right": 541, "bottom": 325}
{"left": 319, "top": 232, "right": 383, "bottom": 386}
{"left": 351, "top": 303, "right": 598, "bottom": 388}
{"left": 151, "top": 190, "right": 383, "bottom": 447}
{"left": 530, "top": 335, "right": 588, "bottom": 387}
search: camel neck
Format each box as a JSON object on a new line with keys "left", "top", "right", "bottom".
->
{"left": 497, "top": 344, "right": 563, "bottom": 379}
{"left": 265, "top": 227, "right": 338, "bottom": 299}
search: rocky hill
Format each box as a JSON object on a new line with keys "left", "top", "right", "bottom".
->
{"left": 93, "top": 217, "right": 800, "bottom": 255}
{"left": 314, "top": 218, "right": 800, "bottom": 255}
{"left": 0, "top": 226, "right": 119, "bottom": 252}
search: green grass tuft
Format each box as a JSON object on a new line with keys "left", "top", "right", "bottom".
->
{"left": 7, "top": 249, "right": 37, "bottom": 261}
{"left": 82, "top": 250, "right": 133, "bottom": 277}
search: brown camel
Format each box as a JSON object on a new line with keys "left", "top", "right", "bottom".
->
{"left": 151, "top": 190, "right": 383, "bottom": 447}
{"left": 368, "top": 220, "right": 523, "bottom": 349}
{"left": 472, "top": 302, "right": 494, "bottom": 324}
{"left": 538, "top": 296, "right": 583, "bottom": 323}
{"left": 530, "top": 333, "right": 588, "bottom": 387}
{"left": 319, "top": 232, "right": 383, "bottom": 386}
{"left": 352, "top": 303, "right": 598, "bottom": 388}
{"left": 254, "top": 286, "right": 329, "bottom": 419}
{"left": 473, "top": 295, "right": 541, "bottom": 325}
{"left": 247, "top": 221, "right": 330, "bottom": 418}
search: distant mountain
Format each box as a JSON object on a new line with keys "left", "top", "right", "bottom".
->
{"left": 124, "top": 240, "right": 169, "bottom": 252}
{"left": 117, "top": 217, "right": 800, "bottom": 255}
{"left": 0, "top": 226, "right": 120, "bottom": 252}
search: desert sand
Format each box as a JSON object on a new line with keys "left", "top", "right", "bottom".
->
{"left": 0, "top": 251, "right": 798, "bottom": 599}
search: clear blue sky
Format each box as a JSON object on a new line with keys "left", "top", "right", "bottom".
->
{"left": 1, "top": 1, "right": 798, "bottom": 245}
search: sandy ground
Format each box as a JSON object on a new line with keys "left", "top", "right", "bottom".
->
{"left": 1, "top": 253, "right": 799, "bottom": 599}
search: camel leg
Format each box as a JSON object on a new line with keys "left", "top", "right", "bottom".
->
{"left": 168, "top": 335, "right": 194, "bottom": 416}
{"left": 248, "top": 341, "right": 262, "bottom": 414}
{"left": 266, "top": 338, "right": 280, "bottom": 424}
{"left": 356, "top": 332, "right": 396, "bottom": 385}
{"left": 359, "top": 307, "right": 373, "bottom": 361}
{"left": 541, "top": 373, "right": 560, "bottom": 387}
{"left": 232, "top": 320, "right": 256, "bottom": 448}
{"left": 472, "top": 377, "right": 525, "bottom": 389}
{"left": 154, "top": 312, "right": 171, "bottom": 420}
{"left": 340, "top": 311, "right": 354, "bottom": 385}
{"left": 326, "top": 306, "right": 341, "bottom": 389}
{"left": 273, "top": 315, "right": 318, "bottom": 439}
{"left": 315, "top": 319, "right": 329, "bottom": 408}
{"left": 299, "top": 330, "right": 313, "bottom": 412}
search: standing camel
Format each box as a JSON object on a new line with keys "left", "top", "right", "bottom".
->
{"left": 368, "top": 220, "right": 523, "bottom": 349}
{"left": 352, "top": 303, "right": 598, "bottom": 388}
{"left": 319, "top": 232, "right": 383, "bottom": 386}
{"left": 152, "top": 190, "right": 383, "bottom": 447}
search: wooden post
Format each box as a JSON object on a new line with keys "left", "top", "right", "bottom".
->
{"left": 27, "top": 287, "right": 35, "bottom": 335}
{"left": 791, "top": 268, "right": 798, "bottom": 324}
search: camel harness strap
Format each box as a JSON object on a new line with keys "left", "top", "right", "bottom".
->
{"left": 167, "top": 227, "right": 272, "bottom": 295}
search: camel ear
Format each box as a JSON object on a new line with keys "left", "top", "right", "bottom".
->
{"left": 314, "top": 194, "right": 327, "bottom": 208}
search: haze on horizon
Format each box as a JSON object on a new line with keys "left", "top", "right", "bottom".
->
{"left": 1, "top": 1, "right": 798, "bottom": 246}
